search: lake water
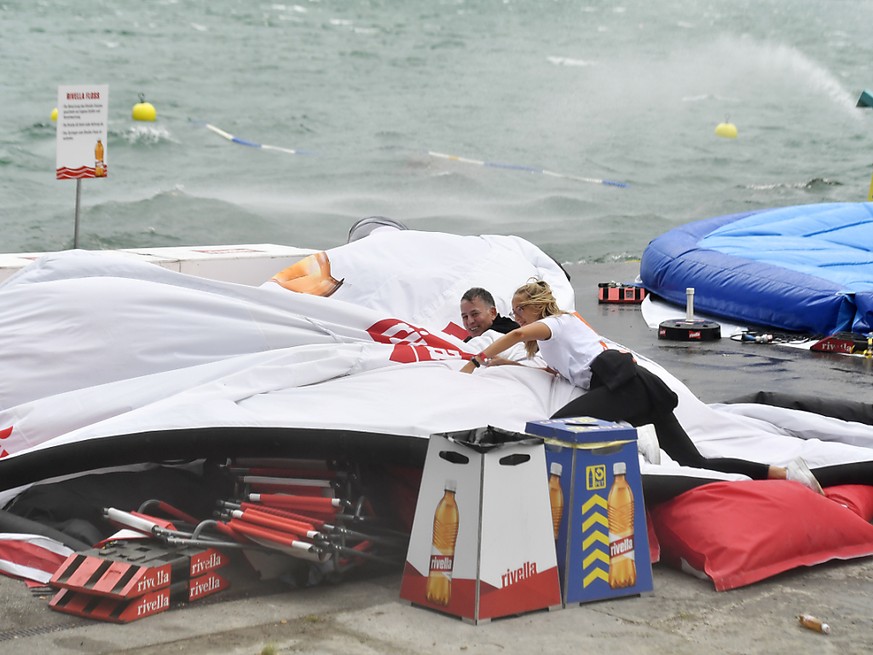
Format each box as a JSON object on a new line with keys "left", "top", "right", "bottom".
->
{"left": 3, "top": 0, "right": 872, "bottom": 263}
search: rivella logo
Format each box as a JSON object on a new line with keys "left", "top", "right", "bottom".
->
{"left": 366, "top": 319, "right": 463, "bottom": 363}
{"left": 429, "top": 554, "right": 454, "bottom": 572}
{"left": 136, "top": 568, "right": 170, "bottom": 594}
{"left": 610, "top": 535, "right": 635, "bottom": 559}
{"left": 189, "top": 573, "right": 223, "bottom": 600}
{"left": 501, "top": 561, "right": 538, "bottom": 588}
{"left": 135, "top": 591, "right": 170, "bottom": 617}
{"left": 0, "top": 425, "right": 12, "bottom": 458}
{"left": 190, "top": 550, "right": 225, "bottom": 576}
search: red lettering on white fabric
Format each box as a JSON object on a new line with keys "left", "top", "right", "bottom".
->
{"left": 0, "top": 426, "right": 11, "bottom": 458}
{"left": 366, "top": 319, "right": 464, "bottom": 363}
{"left": 442, "top": 321, "right": 469, "bottom": 341}
{"left": 388, "top": 343, "right": 464, "bottom": 363}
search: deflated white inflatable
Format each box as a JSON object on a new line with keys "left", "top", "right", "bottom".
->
{"left": 1, "top": 229, "right": 872, "bottom": 488}
{"left": 0, "top": 231, "right": 574, "bottom": 481}
{"left": 1, "top": 228, "right": 873, "bottom": 589}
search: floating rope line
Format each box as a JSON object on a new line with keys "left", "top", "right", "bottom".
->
{"left": 428, "top": 151, "right": 628, "bottom": 188}
{"left": 197, "top": 121, "right": 311, "bottom": 155}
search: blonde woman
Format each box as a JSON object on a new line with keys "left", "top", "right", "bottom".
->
{"left": 460, "top": 279, "right": 824, "bottom": 492}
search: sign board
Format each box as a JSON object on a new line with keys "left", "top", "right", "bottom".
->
{"left": 56, "top": 84, "right": 109, "bottom": 180}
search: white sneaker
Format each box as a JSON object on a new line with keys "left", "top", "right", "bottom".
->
{"left": 636, "top": 424, "right": 661, "bottom": 465}
{"left": 786, "top": 457, "right": 824, "bottom": 495}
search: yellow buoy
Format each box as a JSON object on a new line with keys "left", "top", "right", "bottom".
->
{"left": 715, "top": 122, "right": 738, "bottom": 139}
{"left": 51, "top": 107, "right": 58, "bottom": 122}
{"left": 132, "top": 94, "right": 157, "bottom": 122}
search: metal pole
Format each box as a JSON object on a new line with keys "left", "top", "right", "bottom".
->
{"left": 685, "top": 287, "right": 695, "bottom": 322}
{"left": 73, "top": 179, "right": 81, "bottom": 249}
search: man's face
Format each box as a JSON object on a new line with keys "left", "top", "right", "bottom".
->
{"left": 460, "top": 297, "right": 497, "bottom": 337}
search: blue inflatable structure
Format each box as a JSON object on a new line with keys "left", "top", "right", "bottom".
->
{"left": 640, "top": 202, "right": 873, "bottom": 335}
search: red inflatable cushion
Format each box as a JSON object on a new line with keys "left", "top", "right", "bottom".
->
{"left": 824, "top": 484, "right": 873, "bottom": 521}
{"left": 650, "top": 480, "right": 873, "bottom": 591}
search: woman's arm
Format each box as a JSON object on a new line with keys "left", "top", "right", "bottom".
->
{"left": 460, "top": 321, "right": 552, "bottom": 373}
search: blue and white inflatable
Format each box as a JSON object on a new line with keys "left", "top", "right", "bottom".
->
{"left": 640, "top": 202, "right": 873, "bottom": 335}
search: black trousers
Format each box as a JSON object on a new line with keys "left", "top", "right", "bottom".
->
{"left": 550, "top": 363, "right": 772, "bottom": 480}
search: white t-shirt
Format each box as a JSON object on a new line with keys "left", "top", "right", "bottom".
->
{"left": 537, "top": 313, "right": 613, "bottom": 390}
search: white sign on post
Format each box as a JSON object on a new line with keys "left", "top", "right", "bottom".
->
{"left": 56, "top": 84, "right": 109, "bottom": 180}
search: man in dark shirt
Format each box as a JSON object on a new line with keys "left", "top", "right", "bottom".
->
{"left": 459, "top": 287, "right": 519, "bottom": 342}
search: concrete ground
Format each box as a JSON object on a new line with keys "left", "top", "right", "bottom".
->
{"left": 1, "top": 261, "right": 871, "bottom": 654}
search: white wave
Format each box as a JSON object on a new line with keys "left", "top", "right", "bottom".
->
{"left": 681, "top": 94, "right": 741, "bottom": 103}
{"left": 547, "top": 56, "right": 595, "bottom": 67}
{"left": 743, "top": 178, "right": 840, "bottom": 190}
{"left": 122, "top": 124, "right": 175, "bottom": 145}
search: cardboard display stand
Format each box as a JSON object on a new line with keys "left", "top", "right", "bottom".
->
{"left": 525, "top": 417, "right": 653, "bottom": 606}
{"left": 400, "top": 427, "right": 562, "bottom": 624}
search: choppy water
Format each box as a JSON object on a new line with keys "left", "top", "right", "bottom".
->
{"left": 2, "top": 0, "right": 872, "bottom": 263}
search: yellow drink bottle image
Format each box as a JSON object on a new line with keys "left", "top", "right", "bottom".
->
{"left": 425, "top": 480, "right": 459, "bottom": 606}
{"left": 548, "top": 462, "right": 564, "bottom": 539}
{"left": 608, "top": 461, "right": 636, "bottom": 589}
{"left": 94, "top": 139, "right": 105, "bottom": 177}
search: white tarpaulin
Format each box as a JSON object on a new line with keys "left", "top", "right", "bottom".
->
{"left": 1, "top": 229, "right": 872, "bottom": 488}
{"left": 2, "top": 229, "right": 873, "bottom": 587}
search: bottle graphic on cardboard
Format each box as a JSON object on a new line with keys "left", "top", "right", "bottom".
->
{"left": 548, "top": 462, "right": 564, "bottom": 539}
{"left": 425, "top": 479, "right": 459, "bottom": 606}
{"left": 608, "top": 461, "right": 636, "bottom": 588}
{"left": 94, "top": 139, "right": 105, "bottom": 177}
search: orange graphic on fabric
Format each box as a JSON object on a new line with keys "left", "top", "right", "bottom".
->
{"left": 271, "top": 252, "right": 343, "bottom": 296}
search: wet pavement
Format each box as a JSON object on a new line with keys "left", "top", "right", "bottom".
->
{"left": 579, "top": 263, "right": 873, "bottom": 405}
{"left": 1, "top": 261, "right": 872, "bottom": 654}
